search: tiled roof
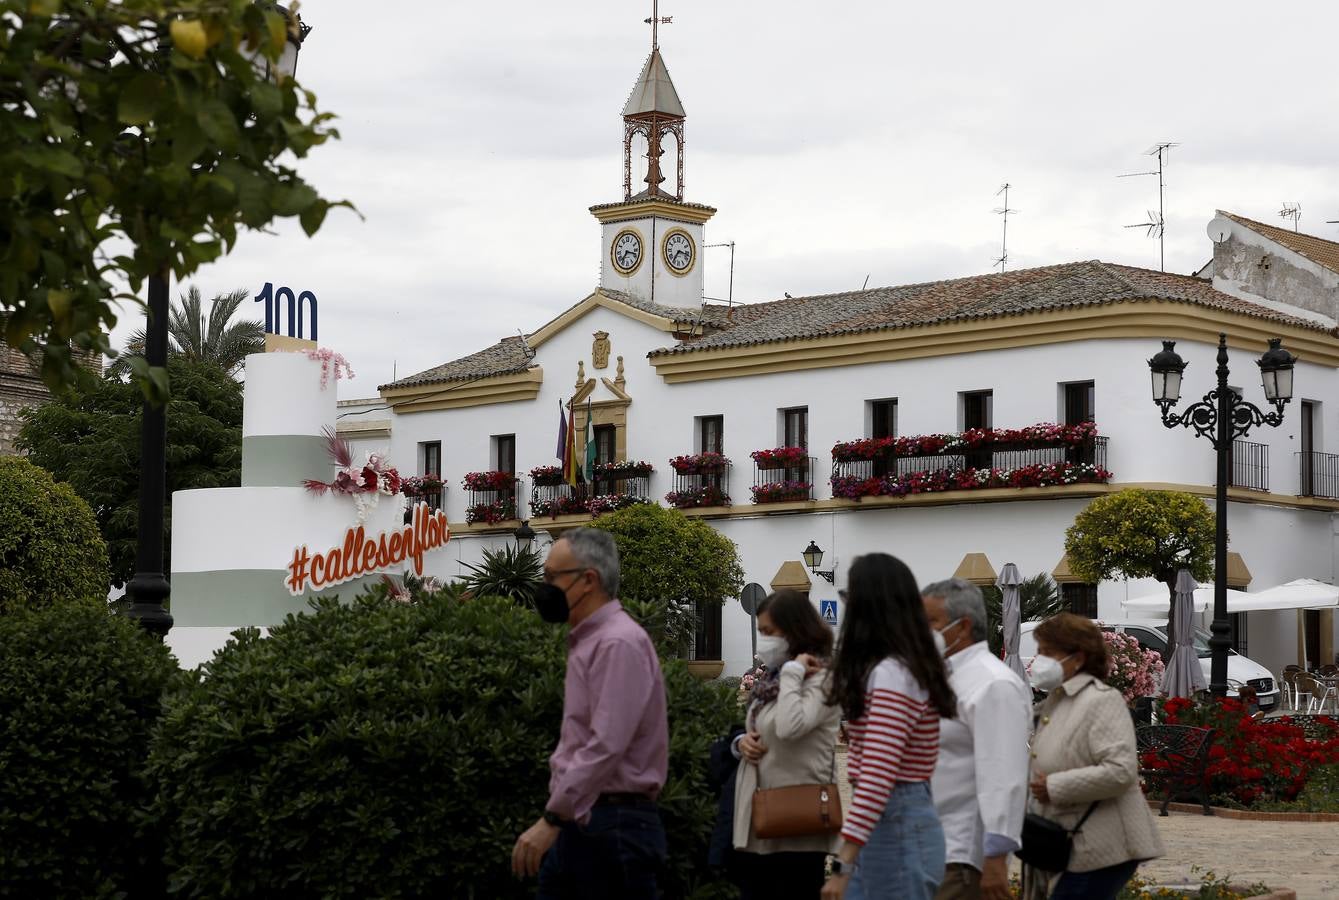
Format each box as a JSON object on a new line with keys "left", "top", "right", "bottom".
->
{"left": 1221, "top": 211, "right": 1339, "bottom": 275}
{"left": 649, "top": 260, "right": 1331, "bottom": 356}
{"left": 380, "top": 335, "right": 534, "bottom": 390}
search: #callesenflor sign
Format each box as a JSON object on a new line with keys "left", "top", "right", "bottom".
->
{"left": 285, "top": 502, "right": 451, "bottom": 595}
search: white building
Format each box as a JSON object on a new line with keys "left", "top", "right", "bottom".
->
{"left": 341, "top": 47, "right": 1339, "bottom": 681}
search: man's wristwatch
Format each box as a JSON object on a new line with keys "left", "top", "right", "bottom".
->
{"left": 829, "top": 858, "right": 848, "bottom": 877}
{"left": 542, "top": 810, "right": 565, "bottom": 827}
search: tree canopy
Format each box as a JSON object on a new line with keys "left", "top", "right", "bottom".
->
{"left": 1065, "top": 488, "right": 1216, "bottom": 594}
{"left": 110, "top": 285, "right": 264, "bottom": 378}
{"left": 0, "top": 0, "right": 348, "bottom": 396}
{"left": 17, "top": 357, "right": 243, "bottom": 587}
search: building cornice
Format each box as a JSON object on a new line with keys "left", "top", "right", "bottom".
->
{"left": 528, "top": 290, "right": 681, "bottom": 351}
{"left": 379, "top": 367, "right": 543, "bottom": 414}
{"left": 589, "top": 198, "right": 717, "bottom": 226}
{"left": 648, "top": 300, "right": 1339, "bottom": 383}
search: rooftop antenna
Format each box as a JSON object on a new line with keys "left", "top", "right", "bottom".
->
{"left": 644, "top": 0, "right": 672, "bottom": 50}
{"left": 517, "top": 328, "right": 536, "bottom": 361}
{"left": 703, "top": 241, "right": 736, "bottom": 306}
{"left": 1119, "top": 141, "right": 1178, "bottom": 272}
{"left": 993, "top": 182, "right": 1016, "bottom": 272}
{"left": 1279, "top": 202, "right": 1302, "bottom": 232}
{"left": 862, "top": 274, "right": 870, "bottom": 290}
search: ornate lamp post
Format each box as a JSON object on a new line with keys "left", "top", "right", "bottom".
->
{"left": 126, "top": 6, "right": 309, "bottom": 638}
{"left": 801, "top": 540, "right": 837, "bottom": 584}
{"left": 1147, "top": 333, "right": 1296, "bottom": 695}
{"left": 512, "top": 520, "right": 537, "bottom": 552}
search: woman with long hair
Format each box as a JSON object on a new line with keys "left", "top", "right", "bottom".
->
{"left": 821, "top": 553, "right": 956, "bottom": 900}
{"left": 730, "top": 589, "right": 842, "bottom": 898}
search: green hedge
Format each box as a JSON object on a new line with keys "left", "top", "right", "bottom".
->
{"left": 0, "top": 456, "right": 110, "bottom": 612}
{"left": 0, "top": 603, "right": 179, "bottom": 898}
{"left": 148, "top": 592, "right": 740, "bottom": 898}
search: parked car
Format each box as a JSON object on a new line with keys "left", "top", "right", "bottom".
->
{"left": 1018, "top": 618, "right": 1280, "bottom": 710}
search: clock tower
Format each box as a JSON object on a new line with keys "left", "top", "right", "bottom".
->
{"left": 592, "top": 47, "right": 715, "bottom": 310}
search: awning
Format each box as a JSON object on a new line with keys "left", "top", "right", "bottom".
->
{"left": 1250, "top": 578, "right": 1339, "bottom": 610}
{"left": 1121, "top": 578, "right": 1339, "bottom": 616}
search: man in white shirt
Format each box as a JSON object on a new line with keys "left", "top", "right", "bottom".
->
{"left": 922, "top": 578, "right": 1032, "bottom": 900}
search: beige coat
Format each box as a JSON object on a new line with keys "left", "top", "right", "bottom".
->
{"left": 1028, "top": 673, "right": 1164, "bottom": 881}
{"left": 732, "top": 662, "right": 843, "bottom": 854}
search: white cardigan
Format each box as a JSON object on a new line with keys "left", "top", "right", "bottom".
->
{"left": 732, "top": 661, "right": 843, "bottom": 855}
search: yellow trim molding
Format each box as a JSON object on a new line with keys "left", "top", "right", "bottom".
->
{"left": 381, "top": 367, "right": 543, "bottom": 413}
{"left": 528, "top": 290, "right": 681, "bottom": 350}
{"left": 650, "top": 300, "right": 1339, "bottom": 383}
{"left": 590, "top": 198, "right": 717, "bottom": 226}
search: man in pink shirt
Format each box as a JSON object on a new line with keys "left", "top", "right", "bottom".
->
{"left": 510, "top": 528, "right": 669, "bottom": 899}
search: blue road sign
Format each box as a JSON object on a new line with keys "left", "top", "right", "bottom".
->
{"left": 820, "top": 599, "right": 838, "bottom": 624}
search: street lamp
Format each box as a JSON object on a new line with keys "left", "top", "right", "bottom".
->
{"left": 1147, "top": 333, "right": 1295, "bottom": 696}
{"left": 513, "top": 520, "right": 537, "bottom": 552}
{"left": 125, "top": 5, "right": 310, "bottom": 639}
{"left": 802, "top": 540, "right": 836, "bottom": 584}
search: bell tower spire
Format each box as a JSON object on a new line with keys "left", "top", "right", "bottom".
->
{"left": 623, "top": 2, "right": 684, "bottom": 201}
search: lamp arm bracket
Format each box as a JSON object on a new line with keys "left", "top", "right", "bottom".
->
{"left": 1159, "top": 388, "right": 1287, "bottom": 448}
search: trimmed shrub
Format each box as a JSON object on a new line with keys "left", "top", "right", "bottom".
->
{"left": 148, "top": 593, "right": 740, "bottom": 898}
{"left": 0, "top": 456, "right": 110, "bottom": 612}
{"left": 0, "top": 603, "right": 179, "bottom": 898}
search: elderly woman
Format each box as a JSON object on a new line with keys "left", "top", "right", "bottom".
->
{"left": 1024, "top": 613, "right": 1164, "bottom": 900}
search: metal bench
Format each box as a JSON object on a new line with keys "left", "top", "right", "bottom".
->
{"left": 1275, "top": 714, "right": 1339, "bottom": 741}
{"left": 1136, "top": 724, "right": 1216, "bottom": 816}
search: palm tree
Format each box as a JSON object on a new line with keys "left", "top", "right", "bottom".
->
{"left": 983, "top": 572, "right": 1067, "bottom": 656}
{"left": 110, "top": 286, "right": 264, "bottom": 378}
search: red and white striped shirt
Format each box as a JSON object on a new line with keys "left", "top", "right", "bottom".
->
{"left": 842, "top": 657, "right": 940, "bottom": 846}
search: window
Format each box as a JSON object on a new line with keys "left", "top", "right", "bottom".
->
{"left": 1061, "top": 583, "right": 1098, "bottom": 618}
{"left": 692, "top": 599, "right": 723, "bottom": 661}
{"left": 1301, "top": 400, "right": 1317, "bottom": 496}
{"left": 421, "top": 441, "right": 441, "bottom": 477}
{"left": 1062, "top": 381, "right": 1095, "bottom": 424}
{"left": 492, "top": 434, "right": 515, "bottom": 474}
{"left": 1227, "top": 613, "right": 1249, "bottom": 657}
{"left": 870, "top": 399, "right": 897, "bottom": 439}
{"left": 961, "top": 390, "right": 993, "bottom": 430}
{"left": 698, "top": 415, "right": 724, "bottom": 455}
{"left": 782, "top": 407, "right": 808, "bottom": 449}
{"left": 593, "top": 424, "right": 617, "bottom": 467}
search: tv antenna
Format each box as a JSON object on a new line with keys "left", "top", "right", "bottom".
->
{"left": 644, "top": 0, "right": 672, "bottom": 51}
{"left": 1279, "top": 202, "right": 1302, "bottom": 232}
{"left": 1119, "top": 141, "right": 1178, "bottom": 272}
{"left": 993, "top": 182, "right": 1016, "bottom": 273}
{"left": 703, "top": 241, "right": 736, "bottom": 306}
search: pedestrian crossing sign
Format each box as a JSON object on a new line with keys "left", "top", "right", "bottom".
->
{"left": 820, "top": 599, "right": 838, "bottom": 624}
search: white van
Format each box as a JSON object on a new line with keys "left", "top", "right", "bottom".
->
{"left": 1018, "top": 619, "right": 1280, "bottom": 711}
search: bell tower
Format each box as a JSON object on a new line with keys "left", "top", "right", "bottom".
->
{"left": 592, "top": 16, "right": 715, "bottom": 311}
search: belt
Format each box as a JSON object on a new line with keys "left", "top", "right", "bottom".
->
{"left": 595, "top": 792, "right": 654, "bottom": 807}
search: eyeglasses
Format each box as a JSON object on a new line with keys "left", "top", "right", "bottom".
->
{"left": 542, "top": 567, "right": 589, "bottom": 585}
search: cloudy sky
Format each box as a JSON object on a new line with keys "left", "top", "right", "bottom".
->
{"left": 106, "top": 0, "right": 1339, "bottom": 399}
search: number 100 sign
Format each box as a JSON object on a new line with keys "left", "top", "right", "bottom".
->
{"left": 255, "top": 282, "right": 318, "bottom": 341}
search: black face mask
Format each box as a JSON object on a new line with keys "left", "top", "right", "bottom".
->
{"left": 535, "top": 582, "right": 572, "bottom": 624}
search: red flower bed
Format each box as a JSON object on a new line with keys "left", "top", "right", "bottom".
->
{"left": 465, "top": 499, "right": 516, "bottom": 525}
{"left": 829, "top": 461, "right": 1111, "bottom": 500}
{"left": 462, "top": 470, "right": 517, "bottom": 492}
{"left": 669, "top": 452, "right": 730, "bottom": 475}
{"left": 1156, "top": 697, "right": 1339, "bottom": 805}
{"left": 528, "top": 465, "right": 564, "bottom": 486}
{"left": 665, "top": 485, "right": 731, "bottom": 509}
{"left": 750, "top": 446, "right": 808, "bottom": 469}
{"left": 750, "top": 481, "right": 811, "bottom": 503}
{"left": 831, "top": 421, "right": 1101, "bottom": 461}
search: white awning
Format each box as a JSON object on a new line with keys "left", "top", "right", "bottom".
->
{"left": 1249, "top": 578, "right": 1339, "bottom": 610}
{"left": 1120, "top": 580, "right": 1339, "bottom": 615}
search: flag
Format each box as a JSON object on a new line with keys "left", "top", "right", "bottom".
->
{"left": 555, "top": 398, "right": 567, "bottom": 462}
{"left": 584, "top": 399, "right": 597, "bottom": 483}
{"left": 564, "top": 403, "right": 579, "bottom": 486}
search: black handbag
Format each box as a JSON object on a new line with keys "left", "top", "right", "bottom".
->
{"left": 1016, "top": 802, "right": 1099, "bottom": 872}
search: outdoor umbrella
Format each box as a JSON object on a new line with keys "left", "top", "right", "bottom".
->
{"left": 1161, "top": 569, "right": 1207, "bottom": 698}
{"left": 998, "top": 562, "right": 1027, "bottom": 683}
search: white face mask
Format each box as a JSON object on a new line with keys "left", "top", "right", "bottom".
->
{"left": 934, "top": 618, "right": 963, "bottom": 658}
{"left": 1029, "top": 654, "right": 1074, "bottom": 691}
{"left": 756, "top": 634, "right": 790, "bottom": 669}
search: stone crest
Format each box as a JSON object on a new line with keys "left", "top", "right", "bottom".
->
{"left": 592, "top": 331, "right": 611, "bottom": 370}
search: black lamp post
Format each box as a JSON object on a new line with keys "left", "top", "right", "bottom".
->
{"left": 513, "top": 520, "right": 537, "bottom": 552}
{"left": 1148, "top": 333, "right": 1296, "bottom": 696}
{"left": 802, "top": 540, "right": 836, "bottom": 584}
{"left": 125, "top": 6, "right": 309, "bottom": 638}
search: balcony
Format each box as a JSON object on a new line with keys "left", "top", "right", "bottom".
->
{"left": 1298, "top": 451, "right": 1339, "bottom": 499}
{"left": 462, "top": 471, "right": 519, "bottom": 524}
{"left": 528, "top": 463, "right": 654, "bottom": 518}
{"left": 830, "top": 422, "right": 1111, "bottom": 500}
{"left": 666, "top": 453, "right": 733, "bottom": 509}
{"left": 401, "top": 475, "right": 445, "bottom": 523}
{"left": 1229, "top": 440, "right": 1268, "bottom": 492}
{"left": 751, "top": 447, "right": 815, "bottom": 504}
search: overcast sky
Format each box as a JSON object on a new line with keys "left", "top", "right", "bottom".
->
{"left": 106, "top": 0, "right": 1339, "bottom": 399}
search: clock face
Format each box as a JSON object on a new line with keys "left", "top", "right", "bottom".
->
{"left": 663, "top": 230, "right": 694, "bottom": 273}
{"left": 611, "top": 230, "right": 642, "bottom": 274}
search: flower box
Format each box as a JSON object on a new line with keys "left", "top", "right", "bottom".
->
{"left": 750, "top": 446, "right": 808, "bottom": 469}
{"left": 592, "top": 460, "right": 654, "bottom": 479}
{"left": 530, "top": 494, "right": 588, "bottom": 518}
{"left": 462, "top": 470, "right": 517, "bottom": 492}
{"left": 669, "top": 452, "right": 730, "bottom": 475}
{"left": 829, "top": 461, "right": 1112, "bottom": 501}
{"left": 832, "top": 422, "right": 1103, "bottom": 461}
{"left": 665, "top": 485, "right": 732, "bottom": 509}
{"left": 587, "top": 494, "right": 652, "bottom": 516}
{"left": 750, "top": 481, "right": 811, "bottom": 504}
{"left": 465, "top": 499, "right": 516, "bottom": 525}
{"left": 401, "top": 473, "right": 444, "bottom": 498}
{"left": 528, "top": 465, "right": 565, "bottom": 487}
{"left": 830, "top": 437, "right": 896, "bottom": 463}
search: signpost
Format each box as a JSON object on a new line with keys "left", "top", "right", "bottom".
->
{"left": 820, "top": 598, "right": 838, "bottom": 625}
{"left": 740, "top": 582, "right": 766, "bottom": 661}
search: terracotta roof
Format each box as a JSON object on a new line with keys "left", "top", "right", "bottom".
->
{"left": 588, "top": 198, "right": 717, "bottom": 216}
{"left": 649, "top": 260, "right": 1331, "bottom": 357}
{"left": 380, "top": 335, "right": 534, "bottom": 390}
{"left": 1221, "top": 211, "right": 1339, "bottom": 275}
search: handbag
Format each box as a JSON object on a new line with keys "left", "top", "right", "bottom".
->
{"left": 1016, "top": 801, "right": 1100, "bottom": 872}
{"left": 750, "top": 749, "right": 843, "bottom": 839}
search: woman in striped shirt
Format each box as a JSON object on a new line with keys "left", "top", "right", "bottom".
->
{"left": 822, "top": 554, "right": 957, "bottom": 900}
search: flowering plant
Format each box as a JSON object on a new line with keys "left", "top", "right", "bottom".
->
{"left": 465, "top": 498, "right": 515, "bottom": 525}
{"left": 669, "top": 452, "right": 730, "bottom": 474}
{"left": 400, "top": 473, "right": 444, "bottom": 498}
{"left": 530, "top": 493, "right": 589, "bottom": 518}
{"left": 301, "top": 347, "right": 354, "bottom": 390}
{"left": 587, "top": 494, "right": 652, "bottom": 516}
{"left": 1102, "top": 631, "right": 1163, "bottom": 702}
{"left": 829, "top": 461, "right": 1112, "bottom": 501}
{"left": 739, "top": 660, "right": 768, "bottom": 692}
{"left": 1157, "top": 697, "right": 1339, "bottom": 805}
{"left": 830, "top": 437, "right": 896, "bottom": 463}
{"left": 750, "top": 446, "right": 809, "bottom": 469}
{"left": 302, "top": 428, "right": 403, "bottom": 522}
{"left": 592, "top": 460, "right": 654, "bottom": 479}
{"left": 750, "top": 480, "right": 811, "bottom": 503}
{"left": 832, "top": 422, "right": 1102, "bottom": 461}
{"left": 665, "top": 485, "right": 731, "bottom": 509}
{"left": 528, "top": 465, "right": 565, "bottom": 486}
{"left": 462, "top": 470, "right": 517, "bottom": 492}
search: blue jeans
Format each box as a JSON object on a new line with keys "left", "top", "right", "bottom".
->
{"left": 846, "top": 782, "right": 945, "bottom": 900}
{"left": 537, "top": 802, "right": 667, "bottom": 900}
{"left": 1048, "top": 859, "right": 1140, "bottom": 900}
